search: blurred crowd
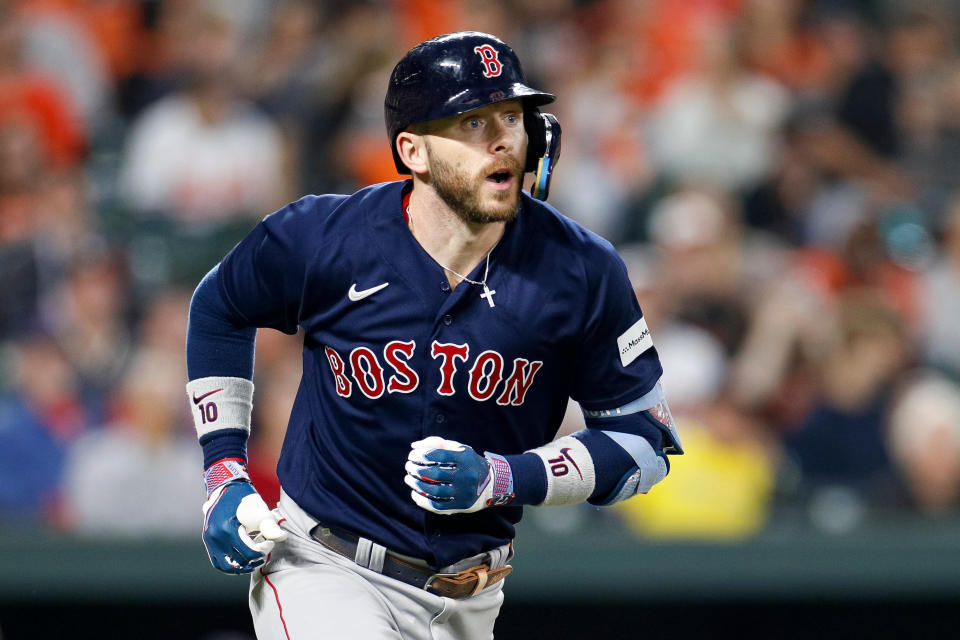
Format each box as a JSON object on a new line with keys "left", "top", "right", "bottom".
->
{"left": 2, "top": 0, "right": 960, "bottom": 543}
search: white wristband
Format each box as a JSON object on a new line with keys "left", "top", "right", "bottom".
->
{"left": 186, "top": 376, "right": 254, "bottom": 438}
{"left": 528, "top": 435, "right": 596, "bottom": 505}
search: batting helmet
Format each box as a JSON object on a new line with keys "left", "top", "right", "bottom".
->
{"left": 384, "top": 31, "right": 556, "bottom": 176}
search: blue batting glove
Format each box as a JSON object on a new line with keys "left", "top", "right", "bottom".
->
{"left": 201, "top": 459, "right": 287, "bottom": 574}
{"left": 405, "top": 436, "right": 515, "bottom": 514}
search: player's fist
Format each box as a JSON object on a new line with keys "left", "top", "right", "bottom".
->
{"left": 405, "top": 436, "right": 515, "bottom": 514}
{"left": 201, "top": 459, "right": 287, "bottom": 574}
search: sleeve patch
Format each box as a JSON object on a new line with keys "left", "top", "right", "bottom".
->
{"left": 616, "top": 317, "right": 653, "bottom": 367}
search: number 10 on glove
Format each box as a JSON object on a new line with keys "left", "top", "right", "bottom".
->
{"left": 404, "top": 436, "right": 515, "bottom": 514}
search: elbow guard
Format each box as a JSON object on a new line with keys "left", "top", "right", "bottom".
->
{"left": 593, "top": 431, "right": 668, "bottom": 505}
{"left": 582, "top": 384, "right": 683, "bottom": 455}
{"left": 579, "top": 381, "right": 682, "bottom": 505}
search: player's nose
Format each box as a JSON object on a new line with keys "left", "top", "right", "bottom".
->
{"left": 488, "top": 119, "right": 518, "bottom": 156}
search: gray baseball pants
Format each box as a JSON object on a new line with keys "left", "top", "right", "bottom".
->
{"left": 249, "top": 492, "right": 508, "bottom": 639}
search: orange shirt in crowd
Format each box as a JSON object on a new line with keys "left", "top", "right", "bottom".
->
{"left": 0, "top": 72, "right": 85, "bottom": 166}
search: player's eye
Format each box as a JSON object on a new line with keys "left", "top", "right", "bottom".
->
{"left": 466, "top": 118, "right": 482, "bottom": 129}
{"left": 504, "top": 113, "right": 519, "bottom": 125}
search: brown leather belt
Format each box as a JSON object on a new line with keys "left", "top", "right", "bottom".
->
{"left": 311, "top": 525, "right": 512, "bottom": 599}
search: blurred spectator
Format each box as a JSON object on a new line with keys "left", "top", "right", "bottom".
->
{"left": 0, "top": 120, "right": 46, "bottom": 337}
{"left": 887, "top": 371, "right": 960, "bottom": 515}
{"left": 896, "top": 63, "right": 960, "bottom": 228}
{"left": 644, "top": 187, "right": 753, "bottom": 354}
{"left": 119, "top": 7, "right": 286, "bottom": 224}
{"left": 732, "top": 216, "right": 920, "bottom": 427}
{"left": 322, "top": 3, "right": 409, "bottom": 191}
{"left": 548, "top": 41, "right": 651, "bottom": 241}
{"left": 59, "top": 283, "right": 199, "bottom": 536}
{"left": 645, "top": 17, "right": 791, "bottom": 194}
{"left": 615, "top": 398, "right": 778, "bottom": 540}
{"left": 729, "top": 244, "right": 838, "bottom": 427}
{"left": 135, "top": 285, "right": 192, "bottom": 353}
{"left": 36, "top": 0, "right": 146, "bottom": 85}
{"left": 0, "top": 333, "right": 87, "bottom": 526}
{"left": 782, "top": 289, "right": 912, "bottom": 527}
{"left": 242, "top": 0, "right": 326, "bottom": 124}
{"left": 18, "top": 0, "right": 114, "bottom": 137}
{"left": 919, "top": 191, "right": 960, "bottom": 379}
{"left": 740, "top": 6, "right": 887, "bottom": 247}
{"left": 654, "top": 321, "right": 728, "bottom": 412}
{"left": 117, "top": 5, "right": 289, "bottom": 285}
{"left": 0, "top": 3, "right": 86, "bottom": 167}
{"left": 586, "top": 0, "right": 742, "bottom": 108}
{"left": 113, "top": 1, "right": 188, "bottom": 119}
{"left": 0, "top": 125, "right": 96, "bottom": 340}
{"left": 783, "top": 5, "right": 922, "bottom": 228}
{"left": 31, "top": 169, "right": 96, "bottom": 274}
{"left": 61, "top": 348, "right": 203, "bottom": 537}
{"left": 39, "top": 243, "right": 133, "bottom": 419}
{"left": 239, "top": 0, "right": 336, "bottom": 193}
{"left": 833, "top": 3, "right": 957, "bottom": 224}
{"left": 738, "top": 0, "right": 832, "bottom": 93}
{"left": 740, "top": 117, "right": 825, "bottom": 244}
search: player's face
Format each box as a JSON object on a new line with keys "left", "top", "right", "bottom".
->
{"left": 423, "top": 100, "right": 527, "bottom": 224}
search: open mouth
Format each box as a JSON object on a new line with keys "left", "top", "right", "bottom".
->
{"left": 486, "top": 170, "right": 512, "bottom": 185}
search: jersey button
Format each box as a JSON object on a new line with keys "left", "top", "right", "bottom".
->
{"left": 435, "top": 414, "right": 446, "bottom": 423}
{"left": 442, "top": 314, "right": 452, "bottom": 325}
{"left": 440, "top": 281, "right": 450, "bottom": 292}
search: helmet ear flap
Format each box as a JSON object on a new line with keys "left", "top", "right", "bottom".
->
{"left": 524, "top": 110, "right": 562, "bottom": 200}
{"left": 523, "top": 109, "right": 546, "bottom": 173}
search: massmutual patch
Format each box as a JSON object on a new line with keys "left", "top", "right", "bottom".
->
{"left": 616, "top": 317, "right": 653, "bottom": 367}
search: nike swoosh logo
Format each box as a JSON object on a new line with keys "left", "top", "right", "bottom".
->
{"left": 192, "top": 388, "right": 223, "bottom": 404}
{"left": 348, "top": 282, "right": 389, "bottom": 301}
{"left": 560, "top": 447, "right": 584, "bottom": 480}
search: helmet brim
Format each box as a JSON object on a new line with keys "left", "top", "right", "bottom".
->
{"left": 422, "top": 84, "right": 555, "bottom": 125}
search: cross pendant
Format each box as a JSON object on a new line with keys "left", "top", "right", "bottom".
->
{"left": 481, "top": 284, "right": 496, "bottom": 308}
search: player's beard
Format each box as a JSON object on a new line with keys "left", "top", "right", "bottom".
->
{"left": 427, "top": 145, "right": 522, "bottom": 225}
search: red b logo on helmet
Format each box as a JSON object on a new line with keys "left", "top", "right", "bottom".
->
{"left": 474, "top": 45, "right": 503, "bottom": 78}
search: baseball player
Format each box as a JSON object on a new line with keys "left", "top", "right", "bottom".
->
{"left": 185, "top": 31, "right": 682, "bottom": 639}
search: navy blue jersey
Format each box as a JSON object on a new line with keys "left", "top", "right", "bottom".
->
{"left": 216, "top": 180, "right": 662, "bottom": 567}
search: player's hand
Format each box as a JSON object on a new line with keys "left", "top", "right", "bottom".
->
{"left": 201, "top": 461, "right": 287, "bottom": 574}
{"left": 405, "top": 436, "right": 514, "bottom": 514}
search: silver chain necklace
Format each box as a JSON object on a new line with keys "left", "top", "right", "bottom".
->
{"left": 438, "top": 243, "right": 498, "bottom": 308}
{"left": 408, "top": 207, "right": 498, "bottom": 308}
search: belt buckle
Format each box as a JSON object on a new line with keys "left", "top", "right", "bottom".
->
{"left": 423, "top": 570, "right": 461, "bottom": 592}
{"left": 424, "top": 565, "right": 492, "bottom": 598}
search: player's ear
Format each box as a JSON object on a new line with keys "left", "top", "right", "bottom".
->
{"left": 396, "top": 131, "right": 429, "bottom": 174}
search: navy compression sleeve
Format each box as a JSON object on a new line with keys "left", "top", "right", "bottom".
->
{"left": 186, "top": 266, "right": 257, "bottom": 467}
